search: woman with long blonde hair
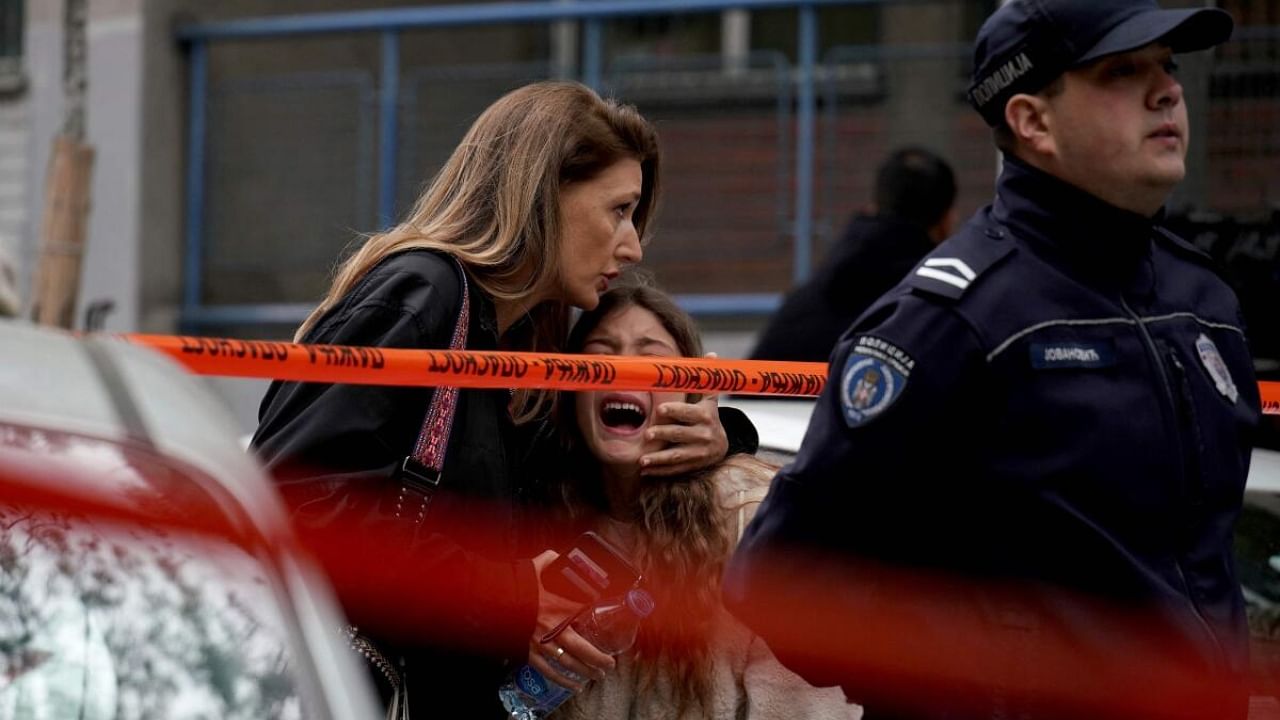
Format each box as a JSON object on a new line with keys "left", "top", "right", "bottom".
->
{"left": 251, "top": 81, "right": 729, "bottom": 719}
{"left": 543, "top": 284, "right": 862, "bottom": 720}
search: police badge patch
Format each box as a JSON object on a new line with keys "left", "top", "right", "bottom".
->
{"left": 841, "top": 336, "right": 914, "bottom": 428}
{"left": 1195, "top": 333, "right": 1239, "bottom": 404}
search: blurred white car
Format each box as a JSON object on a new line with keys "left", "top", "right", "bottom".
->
{"left": 0, "top": 319, "right": 381, "bottom": 720}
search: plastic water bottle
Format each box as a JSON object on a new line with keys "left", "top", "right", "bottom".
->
{"left": 499, "top": 588, "right": 655, "bottom": 719}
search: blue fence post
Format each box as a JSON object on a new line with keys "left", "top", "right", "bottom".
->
{"left": 378, "top": 30, "right": 401, "bottom": 229}
{"left": 793, "top": 2, "right": 817, "bottom": 283}
{"left": 774, "top": 52, "right": 792, "bottom": 255}
{"left": 582, "top": 18, "right": 604, "bottom": 91}
{"left": 182, "top": 40, "right": 209, "bottom": 322}
{"left": 820, "top": 46, "right": 839, "bottom": 252}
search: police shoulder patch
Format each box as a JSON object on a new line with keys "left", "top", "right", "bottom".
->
{"left": 840, "top": 335, "right": 915, "bottom": 428}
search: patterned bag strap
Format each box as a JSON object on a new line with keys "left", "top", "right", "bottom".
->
{"left": 395, "top": 257, "right": 470, "bottom": 524}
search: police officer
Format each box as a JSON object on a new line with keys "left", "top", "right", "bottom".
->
{"left": 723, "top": 2, "right": 1260, "bottom": 719}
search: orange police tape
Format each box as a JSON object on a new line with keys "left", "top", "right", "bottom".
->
{"left": 118, "top": 333, "right": 829, "bottom": 397}
{"left": 1265, "top": 379, "right": 1280, "bottom": 416}
{"left": 121, "top": 334, "right": 1280, "bottom": 410}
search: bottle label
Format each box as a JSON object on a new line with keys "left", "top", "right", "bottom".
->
{"left": 516, "top": 665, "right": 551, "bottom": 697}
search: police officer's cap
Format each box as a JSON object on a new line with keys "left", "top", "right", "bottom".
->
{"left": 968, "top": 0, "right": 1233, "bottom": 127}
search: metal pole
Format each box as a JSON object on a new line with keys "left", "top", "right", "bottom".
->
{"left": 582, "top": 18, "right": 603, "bottom": 91}
{"left": 793, "top": 3, "right": 817, "bottom": 283}
{"left": 182, "top": 41, "right": 209, "bottom": 316}
{"left": 721, "top": 9, "right": 750, "bottom": 75}
{"left": 378, "top": 30, "right": 401, "bottom": 229}
{"left": 551, "top": 0, "right": 579, "bottom": 79}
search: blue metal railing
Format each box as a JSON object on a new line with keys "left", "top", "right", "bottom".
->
{"left": 794, "top": 4, "right": 817, "bottom": 284}
{"left": 176, "top": 0, "right": 873, "bottom": 40}
{"left": 176, "top": 0, "right": 894, "bottom": 329}
{"left": 182, "top": 41, "right": 207, "bottom": 315}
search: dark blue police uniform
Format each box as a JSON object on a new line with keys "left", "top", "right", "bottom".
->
{"left": 724, "top": 156, "right": 1261, "bottom": 718}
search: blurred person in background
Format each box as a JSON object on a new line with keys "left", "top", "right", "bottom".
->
{"left": 538, "top": 283, "right": 859, "bottom": 720}
{"left": 725, "top": 2, "right": 1259, "bottom": 719}
{"left": 750, "top": 147, "right": 956, "bottom": 363}
{"left": 250, "top": 81, "right": 732, "bottom": 719}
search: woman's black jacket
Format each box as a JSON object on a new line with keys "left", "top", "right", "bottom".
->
{"left": 252, "top": 250, "right": 536, "bottom": 718}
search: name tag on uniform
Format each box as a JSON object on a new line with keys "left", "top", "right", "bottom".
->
{"left": 1029, "top": 341, "right": 1116, "bottom": 370}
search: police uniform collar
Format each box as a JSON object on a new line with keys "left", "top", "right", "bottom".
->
{"left": 993, "top": 154, "right": 1157, "bottom": 274}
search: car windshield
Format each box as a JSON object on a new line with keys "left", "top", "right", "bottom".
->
{"left": 0, "top": 425, "right": 311, "bottom": 720}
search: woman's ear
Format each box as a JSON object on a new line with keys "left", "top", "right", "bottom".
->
{"left": 1004, "top": 93, "right": 1056, "bottom": 159}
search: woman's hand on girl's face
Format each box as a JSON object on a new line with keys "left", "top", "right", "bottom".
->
{"left": 638, "top": 354, "right": 728, "bottom": 477}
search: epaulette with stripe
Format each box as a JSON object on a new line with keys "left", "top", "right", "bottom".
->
{"left": 907, "top": 227, "right": 1015, "bottom": 302}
